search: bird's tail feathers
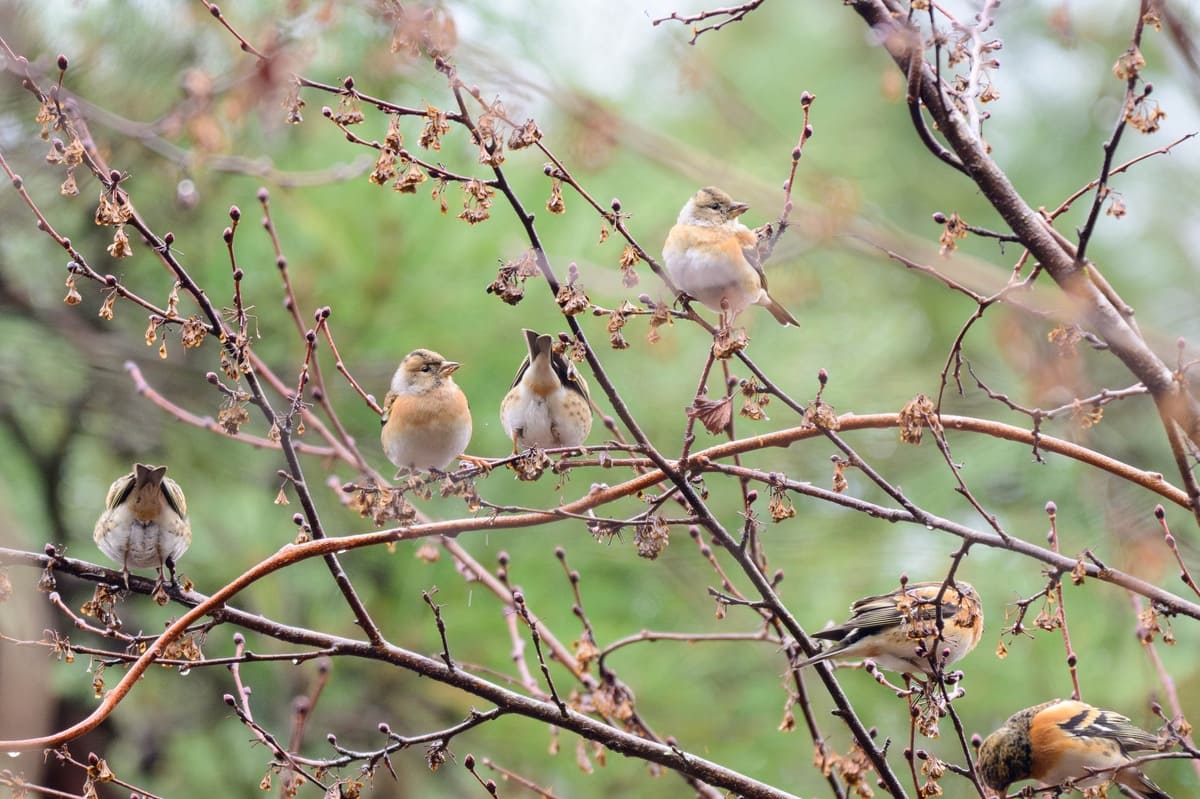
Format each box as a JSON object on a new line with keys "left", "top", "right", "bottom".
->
{"left": 761, "top": 297, "right": 800, "bottom": 327}
{"left": 1119, "top": 769, "right": 1173, "bottom": 799}
{"left": 796, "top": 646, "right": 839, "bottom": 670}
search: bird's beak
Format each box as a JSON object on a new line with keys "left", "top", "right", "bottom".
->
{"left": 440, "top": 361, "right": 462, "bottom": 376}
{"left": 729, "top": 201, "right": 750, "bottom": 217}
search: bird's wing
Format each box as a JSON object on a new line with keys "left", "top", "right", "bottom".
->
{"left": 104, "top": 472, "right": 136, "bottom": 511}
{"left": 553, "top": 352, "right": 589, "bottom": 403}
{"left": 738, "top": 226, "right": 770, "bottom": 290}
{"left": 1076, "top": 708, "right": 1161, "bottom": 753}
{"left": 845, "top": 584, "right": 962, "bottom": 630}
{"left": 161, "top": 477, "right": 188, "bottom": 518}
{"left": 810, "top": 593, "right": 905, "bottom": 642}
{"left": 380, "top": 391, "right": 397, "bottom": 425}
{"left": 508, "top": 356, "right": 533, "bottom": 391}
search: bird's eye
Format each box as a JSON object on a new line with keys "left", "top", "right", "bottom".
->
{"left": 708, "top": 202, "right": 721, "bottom": 210}
{"left": 421, "top": 364, "right": 432, "bottom": 373}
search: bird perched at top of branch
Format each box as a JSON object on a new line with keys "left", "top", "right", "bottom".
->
{"left": 796, "top": 580, "right": 983, "bottom": 675}
{"left": 662, "top": 186, "right": 798, "bottom": 327}
{"left": 977, "top": 699, "right": 1173, "bottom": 799}
{"left": 93, "top": 463, "right": 191, "bottom": 588}
{"left": 500, "top": 329, "right": 592, "bottom": 453}
{"left": 381, "top": 349, "right": 473, "bottom": 473}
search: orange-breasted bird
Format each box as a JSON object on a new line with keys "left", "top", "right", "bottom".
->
{"left": 93, "top": 463, "right": 191, "bottom": 587}
{"left": 797, "top": 580, "right": 983, "bottom": 675}
{"left": 499, "top": 329, "right": 592, "bottom": 453}
{"left": 977, "top": 699, "right": 1172, "bottom": 799}
{"left": 380, "top": 349, "right": 473, "bottom": 473}
{"left": 662, "top": 186, "right": 798, "bottom": 327}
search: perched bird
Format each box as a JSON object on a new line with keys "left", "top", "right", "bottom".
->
{"left": 499, "top": 329, "right": 592, "bottom": 453}
{"left": 797, "top": 580, "right": 983, "bottom": 675}
{"left": 977, "top": 699, "right": 1172, "bottom": 799}
{"left": 93, "top": 463, "right": 191, "bottom": 586}
{"left": 381, "top": 349, "right": 473, "bottom": 473}
{"left": 662, "top": 186, "right": 799, "bottom": 327}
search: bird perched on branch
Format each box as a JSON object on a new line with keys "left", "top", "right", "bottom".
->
{"left": 977, "top": 699, "right": 1173, "bottom": 799}
{"left": 797, "top": 580, "right": 983, "bottom": 675}
{"left": 500, "top": 329, "right": 592, "bottom": 453}
{"left": 381, "top": 348, "right": 473, "bottom": 473}
{"left": 662, "top": 186, "right": 798, "bottom": 327}
{"left": 93, "top": 463, "right": 191, "bottom": 587}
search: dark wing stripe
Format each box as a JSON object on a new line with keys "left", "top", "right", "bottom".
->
{"left": 508, "top": 356, "right": 532, "bottom": 391}
{"left": 108, "top": 474, "right": 136, "bottom": 511}
{"left": 810, "top": 624, "right": 851, "bottom": 643}
{"left": 161, "top": 481, "right": 186, "bottom": 518}
{"left": 552, "top": 354, "right": 589, "bottom": 402}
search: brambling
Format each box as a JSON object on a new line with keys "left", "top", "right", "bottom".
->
{"left": 380, "top": 349, "right": 473, "bottom": 473}
{"left": 662, "top": 186, "right": 799, "bottom": 327}
{"left": 499, "top": 329, "right": 592, "bottom": 453}
{"left": 797, "top": 580, "right": 983, "bottom": 675}
{"left": 977, "top": 699, "right": 1172, "bottom": 799}
{"left": 93, "top": 463, "right": 191, "bottom": 587}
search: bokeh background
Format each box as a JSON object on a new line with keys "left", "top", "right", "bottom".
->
{"left": 1, "top": 0, "right": 1199, "bottom": 796}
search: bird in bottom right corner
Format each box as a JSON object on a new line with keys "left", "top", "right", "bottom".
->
{"left": 796, "top": 580, "right": 983, "bottom": 676}
{"left": 977, "top": 699, "right": 1173, "bottom": 799}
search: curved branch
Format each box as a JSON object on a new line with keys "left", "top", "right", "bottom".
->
{"left": 0, "top": 550, "right": 800, "bottom": 799}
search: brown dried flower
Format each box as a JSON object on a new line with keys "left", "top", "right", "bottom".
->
{"left": 96, "top": 187, "right": 132, "bottom": 226}
{"left": 556, "top": 281, "right": 590, "bottom": 316}
{"left": 393, "top": 162, "right": 427, "bottom": 193}
{"left": 457, "top": 178, "right": 494, "bottom": 224}
{"left": 181, "top": 316, "right": 208, "bottom": 349}
{"left": 574, "top": 631, "right": 600, "bottom": 671}
{"left": 98, "top": 291, "right": 117, "bottom": 321}
{"left": 384, "top": 116, "right": 403, "bottom": 152}
{"left": 1047, "top": 324, "right": 1083, "bottom": 356}
{"left": 419, "top": 104, "right": 450, "bottom": 150}
{"left": 80, "top": 584, "right": 122, "bottom": 629}
{"left": 331, "top": 95, "right": 365, "bottom": 126}
{"left": 474, "top": 109, "right": 505, "bottom": 167}
{"left": 218, "top": 400, "right": 251, "bottom": 435}
{"left": 1126, "top": 100, "right": 1167, "bottom": 134}
{"left": 509, "top": 447, "right": 551, "bottom": 482}
{"left": 508, "top": 118, "right": 542, "bottom": 150}
{"left": 546, "top": 178, "right": 566, "bottom": 214}
{"left": 635, "top": 516, "right": 670, "bottom": 559}
{"left": 803, "top": 400, "right": 839, "bottom": 430}
{"left": 1113, "top": 46, "right": 1145, "bottom": 81}
{"left": 647, "top": 302, "right": 672, "bottom": 344}
{"left": 369, "top": 149, "right": 397, "bottom": 186}
{"left": 486, "top": 250, "right": 540, "bottom": 305}
{"left": 107, "top": 225, "right": 132, "bottom": 258}
{"left": 282, "top": 86, "right": 306, "bottom": 124}
{"left": 768, "top": 486, "right": 796, "bottom": 522}
{"left": 832, "top": 458, "right": 849, "bottom": 494}
{"left": 64, "top": 275, "right": 82, "bottom": 305}
{"left": 938, "top": 212, "right": 968, "bottom": 256}
{"left": 740, "top": 378, "right": 770, "bottom": 421}
{"left": 898, "top": 393, "right": 938, "bottom": 444}
{"left": 60, "top": 170, "right": 79, "bottom": 197}
{"left": 711, "top": 326, "right": 748, "bottom": 359}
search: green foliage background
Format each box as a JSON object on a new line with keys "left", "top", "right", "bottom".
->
{"left": 1, "top": 1, "right": 1198, "bottom": 796}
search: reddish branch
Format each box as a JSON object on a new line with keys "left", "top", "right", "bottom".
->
{"left": 0, "top": 552, "right": 800, "bottom": 799}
